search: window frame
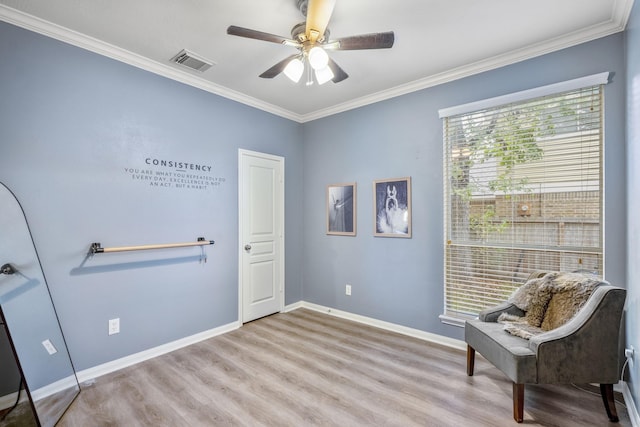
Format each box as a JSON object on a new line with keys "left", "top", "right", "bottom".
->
{"left": 438, "top": 74, "right": 609, "bottom": 326}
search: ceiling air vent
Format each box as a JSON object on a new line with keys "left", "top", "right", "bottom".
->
{"left": 171, "top": 49, "right": 214, "bottom": 72}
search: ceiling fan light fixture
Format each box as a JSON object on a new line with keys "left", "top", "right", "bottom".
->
{"left": 227, "top": 0, "right": 395, "bottom": 86}
{"left": 308, "top": 46, "right": 329, "bottom": 70}
{"left": 283, "top": 57, "right": 305, "bottom": 83}
{"left": 315, "top": 65, "right": 334, "bottom": 85}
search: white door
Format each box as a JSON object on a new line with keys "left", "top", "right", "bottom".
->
{"left": 238, "top": 149, "right": 284, "bottom": 323}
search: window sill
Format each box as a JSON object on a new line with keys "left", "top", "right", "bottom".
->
{"left": 438, "top": 314, "right": 468, "bottom": 328}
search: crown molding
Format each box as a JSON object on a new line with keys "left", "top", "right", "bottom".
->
{"left": 1, "top": 1, "right": 633, "bottom": 124}
{"left": 0, "top": 4, "right": 304, "bottom": 122}
{"left": 298, "top": 8, "right": 632, "bottom": 122}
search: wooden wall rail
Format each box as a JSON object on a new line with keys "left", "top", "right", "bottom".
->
{"left": 89, "top": 238, "right": 214, "bottom": 254}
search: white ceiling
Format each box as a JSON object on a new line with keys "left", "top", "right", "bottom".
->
{"left": 0, "top": 0, "right": 634, "bottom": 122}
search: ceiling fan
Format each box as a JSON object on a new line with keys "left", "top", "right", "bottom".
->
{"left": 227, "top": 0, "right": 394, "bottom": 85}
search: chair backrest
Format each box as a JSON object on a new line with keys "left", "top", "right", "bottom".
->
{"left": 531, "top": 285, "right": 626, "bottom": 384}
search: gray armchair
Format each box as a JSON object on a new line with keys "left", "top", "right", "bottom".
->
{"left": 465, "top": 273, "right": 626, "bottom": 423}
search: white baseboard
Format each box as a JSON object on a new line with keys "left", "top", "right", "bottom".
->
{"left": 283, "top": 301, "right": 304, "bottom": 312}
{"left": 298, "top": 302, "right": 467, "bottom": 351}
{"left": 71, "top": 302, "right": 322, "bottom": 386}
{"left": 30, "top": 375, "right": 78, "bottom": 402}
{"left": 622, "top": 381, "right": 640, "bottom": 427}
{"left": 76, "top": 320, "right": 240, "bottom": 384}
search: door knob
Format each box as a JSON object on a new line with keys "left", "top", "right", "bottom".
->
{"left": 244, "top": 244, "right": 252, "bottom": 251}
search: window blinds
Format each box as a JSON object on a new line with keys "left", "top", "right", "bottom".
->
{"left": 442, "top": 83, "right": 604, "bottom": 319}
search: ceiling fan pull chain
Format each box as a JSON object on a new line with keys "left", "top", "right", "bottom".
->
{"left": 306, "top": 62, "right": 314, "bottom": 86}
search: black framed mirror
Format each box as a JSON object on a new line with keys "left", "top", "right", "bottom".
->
{"left": 0, "top": 183, "right": 79, "bottom": 427}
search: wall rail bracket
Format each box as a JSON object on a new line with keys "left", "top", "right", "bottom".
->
{"left": 1, "top": 263, "right": 16, "bottom": 275}
{"left": 89, "top": 237, "right": 214, "bottom": 254}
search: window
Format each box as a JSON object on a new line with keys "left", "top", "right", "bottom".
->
{"left": 440, "top": 75, "right": 607, "bottom": 322}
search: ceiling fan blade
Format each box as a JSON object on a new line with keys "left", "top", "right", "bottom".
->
{"left": 327, "top": 58, "right": 349, "bottom": 83}
{"left": 227, "top": 25, "right": 296, "bottom": 45}
{"left": 306, "top": 0, "right": 336, "bottom": 43}
{"left": 332, "top": 31, "right": 395, "bottom": 50}
{"left": 259, "top": 54, "right": 299, "bottom": 79}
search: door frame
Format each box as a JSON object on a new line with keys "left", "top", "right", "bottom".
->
{"left": 237, "top": 149, "right": 285, "bottom": 324}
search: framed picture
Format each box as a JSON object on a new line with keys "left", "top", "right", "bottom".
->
{"left": 373, "top": 177, "right": 411, "bottom": 238}
{"left": 327, "top": 183, "right": 356, "bottom": 236}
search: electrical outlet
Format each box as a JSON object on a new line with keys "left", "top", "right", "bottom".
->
{"left": 108, "top": 318, "right": 120, "bottom": 335}
{"left": 42, "top": 339, "right": 58, "bottom": 355}
{"left": 625, "top": 346, "right": 635, "bottom": 359}
{"left": 345, "top": 284, "right": 352, "bottom": 296}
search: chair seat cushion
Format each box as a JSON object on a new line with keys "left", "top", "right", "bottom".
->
{"left": 465, "top": 319, "right": 537, "bottom": 384}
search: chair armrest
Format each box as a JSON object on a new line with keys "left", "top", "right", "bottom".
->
{"left": 528, "top": 286, "right": 626, "bottom": 384}
{"left": 479, "top": 302, "right": 525, "bottom": 322}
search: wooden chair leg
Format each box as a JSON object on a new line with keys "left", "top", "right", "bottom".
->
{"left": 600, "top": 384, "right": 619, "bottom": 422}
{"left": 513, "top": 383, "right": 524, "bottom": 423}
{"left": 466, "top": 345, "right": 475, "bottom": 376}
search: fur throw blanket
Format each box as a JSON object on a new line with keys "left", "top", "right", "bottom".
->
{"left": 498, "top": 272, "right": 603, "bottom": 339}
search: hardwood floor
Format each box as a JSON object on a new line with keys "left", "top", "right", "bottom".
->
{"left": 0, "top": 400, "right": 36, "bottom": 426}
{"left": 58, "top": 309, "right": 630, "bottom": 426}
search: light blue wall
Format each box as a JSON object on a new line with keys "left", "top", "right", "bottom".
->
{"left": 625, "top": 0, "right": 640, "bottom": 413}
{"left": 0, "top": 21, "right": 304, "bottom": 371}
{"left": 302, "top": 33, "right": 627, "bottom": 341}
